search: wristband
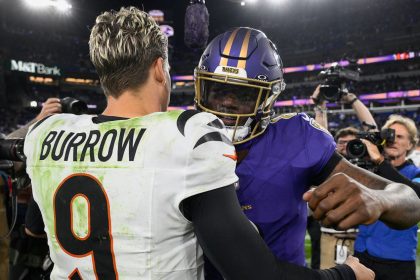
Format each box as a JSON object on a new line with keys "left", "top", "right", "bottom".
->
{"left": 348, "top": 97, "right": 359, "bottom": 106}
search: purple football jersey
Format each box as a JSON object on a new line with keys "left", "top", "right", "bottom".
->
{"left": 235, "top": 113, "right": 336, "bottom": 266}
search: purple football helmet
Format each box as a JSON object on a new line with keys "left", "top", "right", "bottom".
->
{"left": 194, "top": 27, "right": 286, "bottom": 144}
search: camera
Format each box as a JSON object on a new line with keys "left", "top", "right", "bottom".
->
{"left": 346, "top": 129, "right": 395, "bottom": 159}
{"left": 318, "top": 62, "right": 361, "bottom": 102}
{"left": 0, "top": 138, "right": 25, "bottom": 163}
{"left": 61, "top": 97, "right": 88, "bottom": 115}
{"left": 0, "top": 132, "right": 24, "bottom": 169}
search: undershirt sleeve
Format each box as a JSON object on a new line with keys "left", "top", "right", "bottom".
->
{"left": 182, "top": 185, "right": 355, "bottom": 280}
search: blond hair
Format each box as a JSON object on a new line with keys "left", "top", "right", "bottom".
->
{"left": 383, "top": 114, "right": 418, "bottom": 155}
{"left": 89, "top": 6, "right": 168, "bottom": 98}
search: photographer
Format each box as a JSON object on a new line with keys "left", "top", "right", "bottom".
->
{"left": 1, "top": 169, "right": 9, "bottom": 279}
{"left": 334, "top": 127, "right": 359, "bottom": 158}
{"left": 2, "top": 96, "right": 87, "bottom": 279}
{"left": 6, "top": 98, "right": 62, "bottom": 139}
{"left": 309, "top": 86, "right": 378, "bottom": 269}
{"left": 354, "top": 114, "right": 420, "bottom": 280}
{"left": 311, "top": 62, "right": 376, "bottom": 131}
{"left": 5, "top": 98, "right": 62, "bottom": 280}
{"left": 311, "top": 81, "right": 420, "bottom": 277}
{"left": 311, "top": 87, "right": 377, "bottom": 134}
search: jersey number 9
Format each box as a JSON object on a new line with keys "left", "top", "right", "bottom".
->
{"left": 54, "top": 173, "right": 119, "bottom": 279}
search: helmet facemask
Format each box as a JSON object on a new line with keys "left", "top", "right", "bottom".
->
{"left": 194, "top": 27, "right": 286, "bottom": 144}
{"left": 195, "top": 70, "right": 285, "bottom": 144}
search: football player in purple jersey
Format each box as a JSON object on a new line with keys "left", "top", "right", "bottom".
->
{"left": 194, "top": 27, "right": 420, "bottom": 277}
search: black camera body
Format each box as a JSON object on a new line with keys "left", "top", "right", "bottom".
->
{"left": 346, "top": 128, "right": 395, "bottom": 160}
{"left": 0, "top": 138, "right": 25, "bottom": 165}
{"left": 318, "top": 63, "right": 360, "bottom": 102}
{"left": 61, "top": 97, "right": 88, "bottom": 115}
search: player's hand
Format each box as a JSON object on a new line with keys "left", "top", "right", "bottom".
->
{"left": 310, "top": 85, "right": 326, "bottom": 106}
{"left": 360, "top": 139, "right": 384, "bottom": 165}
{"left": 35, "top": 98, "right": 62, "bottom": 121}
{"left": 345, "top": 256, "right": 375, "bottom": 280}
{"left": 302, "top": 173, "right": 384, "bottom": 229}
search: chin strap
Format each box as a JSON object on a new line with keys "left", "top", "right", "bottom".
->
{"left": 255, "top": 109, "right": 263, "bottom": 122}
{"left": 226, "top": 117, "right": 253, "bottom": 142}
{"left": 228, "top": 105, "right": 275, "bottom": 143}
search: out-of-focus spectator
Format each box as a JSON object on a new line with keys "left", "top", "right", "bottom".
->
{"left": 0, "top": 170, "right": 9, "bottom": 280}
{"left": 354, "top": 114, "right": 420, "bottom": 280}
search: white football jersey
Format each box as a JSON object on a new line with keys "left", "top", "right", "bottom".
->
{"left": 24, "top": 110, "right": 238, "bottom": 280}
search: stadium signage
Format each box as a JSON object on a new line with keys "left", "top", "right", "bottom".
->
{"left": 10, "top": 59, "right": 61, "bottom": 76}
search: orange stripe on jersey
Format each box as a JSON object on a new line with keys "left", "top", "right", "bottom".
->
{"left": 68, "top": 268, "right": 82, "bottom": 279}
{"left": 223, "top": 152, "right": 238, "bottom": 161}
{"left": 220, "top": 28, "right": 240, "bottom": 66}
{"left": 237, "top": 30, "right": 252, "bottom": 69}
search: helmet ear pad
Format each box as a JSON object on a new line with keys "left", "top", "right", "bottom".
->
{"left": 194, "top": 27, "right": 286, "bottom": 144}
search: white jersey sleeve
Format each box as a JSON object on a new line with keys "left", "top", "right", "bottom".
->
{"left": 175, "top": 110, "right": 239, "bottom": 206}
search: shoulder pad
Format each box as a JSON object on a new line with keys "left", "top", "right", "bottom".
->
{"left": 176, "top": 110, "right": 231, "bottom": 149}
{"left": 27, "top": 115, "right": 54, "bottom": 136}
{"left": 270, "top": 112, "right": 298, "bottom": 123}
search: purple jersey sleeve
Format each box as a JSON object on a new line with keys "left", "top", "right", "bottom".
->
{"left": 297, "top": 113, "right": 336, "bottom": 175}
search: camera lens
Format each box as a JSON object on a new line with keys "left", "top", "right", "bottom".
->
{"left": 70, "top": 100, "right": 88, "bottom": 115}
{"left": 319, "top": 85, "right": 341, "bottom": 102}
{"left": 61, "top": 97, "right": 88, "bottom": 115}
{"left": 346, "top": 139, "right": 367, "bottom": 159}
{"left": 0, "top": 138, "right": 25, "bottom": 162}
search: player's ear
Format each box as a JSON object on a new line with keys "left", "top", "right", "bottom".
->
{"left": 153, "top": 57, "right": 166, "bottom": 85}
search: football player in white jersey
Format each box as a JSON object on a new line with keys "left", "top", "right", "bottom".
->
{"left": 23, "top": 6, "right": 374, "bottom": 280}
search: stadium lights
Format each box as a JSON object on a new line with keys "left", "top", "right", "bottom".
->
{"left": 23, "top": 0, "right": 72, "bottom": 13}
{"left": 24, "top": 0, "right": 50, "bottom": 9}
{"left": 54, "top": 0, "right": 72, "bottom": 12}
{"left": 239, "top": 0, "right": 258, "bottom": 7}
{"left": 238, "top": 0, "right": 287, "bottom": 6}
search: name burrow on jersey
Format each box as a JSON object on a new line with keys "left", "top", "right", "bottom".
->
{"left": 39, "top": 128, "right": 146, "bottom": 162}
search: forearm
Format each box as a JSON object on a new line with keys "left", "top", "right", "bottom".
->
{"left": 377, "top": 183, "right": 420, "bottom": 229}
{"left": 6, "top": 119, "right": 37, "bottom": 139}
{"left": 190, "top": 186, "right": 284, "bottom": 280}
{"left": 352, "top": 100, "right": 377, "bottom": 131}
{"left": 186, "top": 186, "right": 355, "bottom": 280}
{"left": 314, "top": 107, "right": 328, "bottom": 130}
{"left": 333, "top": 157, "right": 391, "bottom": 190}
{"left": 331, "top": 157, "right": 420, "bottom": 228}
{"left": 377, "top": 160, "right": 420, "bottom": 198}
{"left": 276, "top": 260, "right": 355, "bottom": 280}
{"left": 311, "top": 85, "right": 328, "bottom": 130}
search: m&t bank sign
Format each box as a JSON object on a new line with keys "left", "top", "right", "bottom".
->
{"left": 10, "top": 59, "right": 61, "bottom": 76}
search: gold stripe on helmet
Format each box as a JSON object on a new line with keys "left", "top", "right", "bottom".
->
{"left": 237, "top": 30, "right": 252, "bottom": 69}
{"left": 220, "top": 28, "right": 240, "bottom": 66}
